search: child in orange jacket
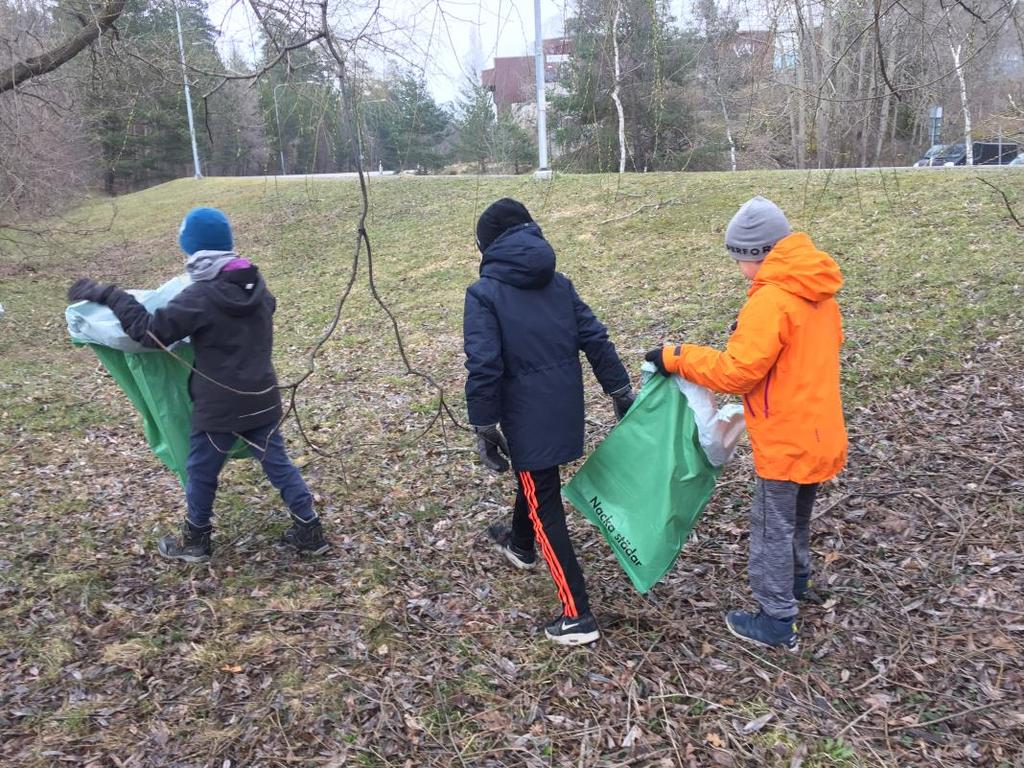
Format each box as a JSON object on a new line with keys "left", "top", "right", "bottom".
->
{"left": 646, "top": 196, "right": 847, "bottom": 651}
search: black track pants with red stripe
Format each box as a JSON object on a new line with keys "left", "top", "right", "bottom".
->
{"left": 512, "top": 467, "right": 590, "bottom": 618}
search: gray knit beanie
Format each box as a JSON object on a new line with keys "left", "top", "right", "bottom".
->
{"left": 724, "top": 196, "right": 791, "bottom": 261}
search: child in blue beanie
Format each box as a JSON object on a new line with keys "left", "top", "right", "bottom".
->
{"left": 68, "top": 207, "right": 329, "bottom": 562}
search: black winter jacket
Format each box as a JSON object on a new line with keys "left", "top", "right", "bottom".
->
{"left": 106, "top": 266, "right": 283, "bottom": 433}
{"left": 463, "top": 223, "right": 629, "bottom": 470}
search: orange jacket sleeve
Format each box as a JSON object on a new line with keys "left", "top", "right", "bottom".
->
{"left": 664, "top": 288, "right": 785, "bottom": 395}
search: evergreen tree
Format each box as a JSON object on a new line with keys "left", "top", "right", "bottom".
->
{"left": 552, "top": 0, "right": 699, "bottom": 171}
{"left": 204, "top": 49, "right": 271, "bottom": 176}
{"left": 256, "top": 28, "right": 340, "bottom": 175}
{"left": 81, "top": 0, "right": 223, "bottom": 191}
{"left": 363, "top": 73, "right": 450, "bottom": 172}
{"left": 454, "top": 81, "right": 496, "bottom": 172}
{"left": 493, "top": 113, "right": 536, "bottom": 174}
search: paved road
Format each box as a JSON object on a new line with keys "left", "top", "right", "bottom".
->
{"left": 227, "top": 165, "right": 1022, "bottom": 182}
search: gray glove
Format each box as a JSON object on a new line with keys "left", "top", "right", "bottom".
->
{"left": 610, "top": 385, "right": 636, "bottom": 421}
{"left": 472, "top": 424, "right": 510, "bottom": 473}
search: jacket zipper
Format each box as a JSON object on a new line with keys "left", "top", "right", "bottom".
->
{"left": 763, "top": 369, "right": 773, "bottom": 419}
{"left": 744, "top": 394, "right": 756, "bottom": 417}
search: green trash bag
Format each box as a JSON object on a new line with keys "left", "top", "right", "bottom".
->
{"left": 87, "top": 343, "right": 246, "bottom": 486}
{"left": 67, "top": 276, "right": 246, "bottom": 487}
{"left": 563, "top": 364, "right": 745, "bottom": 594}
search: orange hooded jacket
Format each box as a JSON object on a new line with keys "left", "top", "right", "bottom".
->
{"left": 661, "top": 232, "right": 847, "bottom": 484}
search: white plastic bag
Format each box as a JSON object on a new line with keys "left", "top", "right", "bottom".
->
{"left": 65, "top": 274, "right": 190, "bottom": 352}
{"left": 674, "top": 375, "right": 746, "bottom": 467}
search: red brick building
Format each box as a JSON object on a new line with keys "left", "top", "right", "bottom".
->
{"left": 481, "top": 38, "right": 573, "bottom": 114}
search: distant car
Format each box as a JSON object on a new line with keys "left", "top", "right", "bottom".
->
{"left": 913, "top": 145, "right": 946, "bottom": 167}
{"left": 1009, "top": 154, "right": 1024, "bottom": 166}
{"left": 917, "top": 141, "right": 1020, "bottom": 166}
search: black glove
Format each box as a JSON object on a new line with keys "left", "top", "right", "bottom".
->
{"left": 644, "top": 346, "right": 670, "bottom": 376}
{"left": 472, "top": 424, "right": 510, "bottom": 473}
{"left": 610, "top": 385, "right": 635, "bottom": 421}
{"left": 68, "top": 278, "right": 116, "bottom": 304}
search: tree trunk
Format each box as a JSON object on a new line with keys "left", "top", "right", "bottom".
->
{"left": 719, "top": 88, "right": 737, "bottom": 171}
{"left": 857, "top": 35, "right": 871, "bottom": 168}
{"left": 792, "top": 0, "right": 810, "bottom": 168}
{"left": 948, "top": 30, "right": 973, "bottom": 166}
{"left": 611, "top": 0, "right": 627, "bottom": 174}
{"left": 0, "top": 0, "right": 126, "bottom": 93}
{"left": 874, "top": 91, "right": 891, "bottom": 167}
{"left": 815, "top": 0, "right": 833, "bottom": 168}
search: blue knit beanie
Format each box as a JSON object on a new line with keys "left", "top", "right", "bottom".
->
{"left": 178, "top": 207, "right": 234, "bottom": 255}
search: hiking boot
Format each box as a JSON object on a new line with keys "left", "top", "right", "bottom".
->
{"left": 487, "top": 522, "right": 536, "bottom": 570}
{"left": 725, "top": 609, "right": 799, "bottom": 652}
{"left": 794, "top": 576, "right": 827, "bottom": 605}
{"left": 281, "top": 515, "right": 330, "bottom": 555}
{"left": 544, "top": 612, "right": 600, "bottom": 646}
{"left": 158, "top": 519, "right": 212, "bottom": 563}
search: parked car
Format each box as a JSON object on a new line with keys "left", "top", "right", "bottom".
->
{"left": 916, "top": 141, "right": 1020, "bottom": 166}
{"left": 913, "top": 145, "right": 947, "bottom": 167}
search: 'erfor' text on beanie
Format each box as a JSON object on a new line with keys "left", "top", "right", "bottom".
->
{"left": 724, "top": 196, "right": 791, "bottom": 261}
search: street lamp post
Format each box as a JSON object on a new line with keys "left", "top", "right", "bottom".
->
{"left": 532, "top": 0, "right": 551, "bottom": 179}
{"left": 272, "top": 83, "right": 288, "bottom": 175}
{"left": 173, "top": 2, "right": 202, "bottom": 179}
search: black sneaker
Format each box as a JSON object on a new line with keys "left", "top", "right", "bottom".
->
{"left": 486, "top": 522, "right": 536, "bottom": 571}
{"left": 158, "top": 519, "right": 212, "bottom": 563}
{"left": 544, "top": 612, "right": 600, "bottom": 646}
{"left": 281, "top": 515, "right": 330, "bottom": 555}
{"left": 725, "top": 609, "right": 799, "bottom": 652}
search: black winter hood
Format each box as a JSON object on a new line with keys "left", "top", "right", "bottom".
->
{"left": 480, "top": 223, "right": 556, "bottom": 289}
{"left": 476, "top": 198, "right": 533, "bottom": 252}
{"left": 205, "top": 266, "right": 268, "bottom": 317}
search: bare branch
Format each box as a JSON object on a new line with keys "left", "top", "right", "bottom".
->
{"left": 0, "top": 0, "right": 126, "bottom": 94}
{"left": 977, "top": 176, "right": 1024, "bottom": 228}
{"left": 874, "top": 0, "right": 903, "bottom": 101}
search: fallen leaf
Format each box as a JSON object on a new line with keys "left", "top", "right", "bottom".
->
{"left": 621, "top": 724, "right": 641, "bottom": 747}
{"left": 742, "top": 712, "right": 774, "bottom": 734}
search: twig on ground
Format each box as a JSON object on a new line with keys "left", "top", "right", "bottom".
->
{"left": 600, "top": 197, "right": 681, "bottom": 225}
{"left": 889, "top": 701, "right": 1010, "bottom": 732}
{"left": 977, "top": 177, "right": 1023, "bottom": 228}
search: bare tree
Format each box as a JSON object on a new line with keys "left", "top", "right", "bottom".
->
{"left": 610, "top": 0, "right": 627, "bottom": 173}
{"left": 0, "top": 0, "right": 126, "bottom": 94}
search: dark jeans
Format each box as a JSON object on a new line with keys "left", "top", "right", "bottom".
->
{"left": 186, "top": 422, "right": 314, "bottom": 529}
{"left": 749, "top": 478, "right": 819, "bottom": 619}
{"left": 511, "top": 466, "right": 590, "bottom": 618}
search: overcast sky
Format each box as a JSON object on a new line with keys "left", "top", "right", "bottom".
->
{"left": 203, "top": 0, "right": 766, "bottom": 105}
{"left": 207, "top": 0, "right": 577, "bottom": 106}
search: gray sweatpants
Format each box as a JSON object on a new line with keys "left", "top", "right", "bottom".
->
{"left": 749, "top": 478, "right": 819, "bottom": 619}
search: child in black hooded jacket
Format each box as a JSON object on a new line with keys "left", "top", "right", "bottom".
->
{"left": 68, "top": 207, "right": 328, "bottom": 562}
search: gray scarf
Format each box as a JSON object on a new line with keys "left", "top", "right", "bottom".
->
{"left": 186, "top": 249, "right": 238, "bottom": 282}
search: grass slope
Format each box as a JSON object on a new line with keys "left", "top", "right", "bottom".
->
{"left": 1, "top": 170, "right": 1022, "bottom": 767}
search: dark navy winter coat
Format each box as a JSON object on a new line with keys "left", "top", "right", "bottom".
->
{"left": 463, "top": 222, "right": 630, "bottom": 470}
